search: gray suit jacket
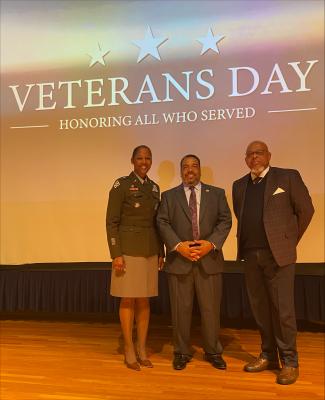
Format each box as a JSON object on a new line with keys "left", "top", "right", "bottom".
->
{"left": 232, "top": 167, "right": 314, "bottom": 266}
{"left": 157, "top": 183, "right": 232, "bottom": 275}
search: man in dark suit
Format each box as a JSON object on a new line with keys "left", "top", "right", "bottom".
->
{"left": 232, "top": 141, "right": 314, "bottom": 385}
{"left": 157, "top": 154, "right": 232, "bottom": 370}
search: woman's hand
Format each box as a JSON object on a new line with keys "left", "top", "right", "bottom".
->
{"left": 112, "top": 256, "right": 126, "bottom": 273}
{"left": 158, "top": 256, "right": 164, "bottom": 271}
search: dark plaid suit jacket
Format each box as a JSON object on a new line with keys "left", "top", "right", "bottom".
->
{"left": 232, "top": 167, "right": 314, "bottom": 267}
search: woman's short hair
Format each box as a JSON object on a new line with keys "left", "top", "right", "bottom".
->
{"left": 132, "top": 145, "right": 152, "bottom": 159}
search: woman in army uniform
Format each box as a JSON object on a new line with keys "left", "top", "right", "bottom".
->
{"left": 106, "top": 145, "right": 164, "bottom": 371}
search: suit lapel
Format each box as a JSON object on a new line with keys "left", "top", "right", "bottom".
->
{"left": 237, "top": 169, "right": 277, "bottom": 213}
{"left": 175, "top": 184, "right": 192, "bottom": 222}
{"left": 264, "top": 167, "right": 278, "bottom": 208}
{"left": 199, "top": 183, "right": 208, "bottom": 224}
{"left": 238, "top": 175, "right": 249, "bottom": 221}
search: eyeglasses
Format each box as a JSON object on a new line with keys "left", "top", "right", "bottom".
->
{"left": 245, "top": 150, "right": 267, "bottom": 157}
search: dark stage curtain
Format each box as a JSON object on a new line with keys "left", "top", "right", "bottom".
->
{"left": 1, "top": 262, "right": 324, "bottom": 322}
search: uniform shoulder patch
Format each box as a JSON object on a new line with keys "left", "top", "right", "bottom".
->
{"left": 113, "top": 176, "right": 129, "bottom": 189}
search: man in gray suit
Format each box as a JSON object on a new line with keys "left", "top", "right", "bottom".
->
{"left": 232, "top": 141, "right": 314, "bottom": 385}
{"left": 157, "top": 154, "right": 232, "bottom": 370}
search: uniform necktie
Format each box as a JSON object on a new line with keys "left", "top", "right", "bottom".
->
{"left": 189, "top": 186, "right": 199, "bottom": 240}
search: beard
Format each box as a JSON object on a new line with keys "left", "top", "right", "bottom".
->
{"left": 251, "top": 165, "right": 265, "bottom": 176}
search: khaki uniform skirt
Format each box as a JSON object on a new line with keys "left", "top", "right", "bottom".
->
{"left": 110, "top": 254, "right": 158, "bottom": 298}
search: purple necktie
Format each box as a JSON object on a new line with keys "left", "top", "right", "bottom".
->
{"left": 189, "top": 186, "right": 199, "bottom": 240}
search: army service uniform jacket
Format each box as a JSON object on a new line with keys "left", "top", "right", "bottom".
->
{"left": 106, "top": 172, "right": 163, "bottom": 259}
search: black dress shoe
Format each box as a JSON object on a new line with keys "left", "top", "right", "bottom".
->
{"left": 244, "top": 356, "right": 279, "bottom": 372}
{"left": 173, "top": 354, "right": 191, "bottom": 370}
{"left": 204, "top": 353, "right": 227, "bottom": 370}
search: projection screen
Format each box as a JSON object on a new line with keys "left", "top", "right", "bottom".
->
{"left": 1, "top": 0, "right": 324, "bottom": 265}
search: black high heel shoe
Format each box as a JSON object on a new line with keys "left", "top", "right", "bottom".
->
{"left": 124, "top": 359, "right": 141, "bottom": 371}
{"left": 137, "top": 356, "right": 153, "bottom": 368}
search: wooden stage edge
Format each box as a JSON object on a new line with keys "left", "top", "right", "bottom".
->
{"left": 1, "top": 312, "right": 324, "bottom": 332}
{"left": 1, "top": 318, "right": 324, "bottom": 400}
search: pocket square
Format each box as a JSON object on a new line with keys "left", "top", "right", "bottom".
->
{"left": 273, "top": 187, "right": 285, "bottom": 195}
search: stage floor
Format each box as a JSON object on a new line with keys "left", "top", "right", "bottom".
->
{"left": 1, "top": 319, "right": 324, "bottom": 400}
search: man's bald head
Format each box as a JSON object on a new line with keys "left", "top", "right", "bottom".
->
{"left": 245, "top": 141, "right": 271, "bottom": 176}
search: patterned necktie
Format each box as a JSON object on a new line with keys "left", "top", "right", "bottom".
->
{"left": 253, "top": 176, "right": 263, "bottom": 184}
{"left": 189, "top": 186, "right": 199, "bottom": 240}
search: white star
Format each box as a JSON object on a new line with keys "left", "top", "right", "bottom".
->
{"left": 197, "top": 28, "right": 225, "bottom": 55}
{"left": 87, "top": 43, "right": 110, "bottom": 68}
{"left": 133, "top": 26, "right": 168, "bottom": 63}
